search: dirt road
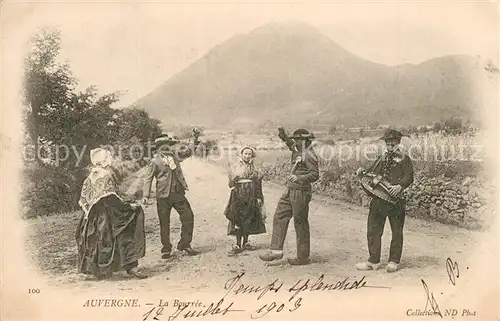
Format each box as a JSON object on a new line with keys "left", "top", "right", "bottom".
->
{"left": 34, "top": 157, "right": 483, "bottom": 295}
{"left": 20, "top": 157, "right": 499, "bottom": 321}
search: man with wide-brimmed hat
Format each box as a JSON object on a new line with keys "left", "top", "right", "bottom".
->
{"left": 259, "top": 127, "right": 319, "bottom": 265}
{"left": 355, "top": 128, "right": 414, "bottom": 273}
{"left": 142, "top": 130, "right": 201, "bottom": 258}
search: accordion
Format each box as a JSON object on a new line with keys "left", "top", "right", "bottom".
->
{"left": 359, "top": 171, "right": 399, "bottom": 204}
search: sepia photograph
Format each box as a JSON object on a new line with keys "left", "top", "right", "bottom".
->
{"left": 1, "top": 1, "right": 499, "bottom": 320}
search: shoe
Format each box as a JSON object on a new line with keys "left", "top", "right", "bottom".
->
{"left": 287, "top": 258, "right": 310, "bottom": 266}
{"left": 259, "top": 251, "right": 284, "bottom": 262}
{"left": 96, "top": 271, "right": 113, "bottom": 281}
{"left": 126, "top": 269, "right": 148, "bottom": 279}
{"left": 179, "top": 246, "right": 199, "bottom": 256}
{"left": 161, "top": 252, "right": 171, "bottom": 259}
{"left": 355, "top": 261, "right": 381, "bottom": 271}
{"left": 243, "top": 243, "right": 257, "bottom": 251}
{"left": 386, "top": 261, "right": 399, "bottom": 273}
{"left": 228, "top": 245, "right": 243, "bottom": 256}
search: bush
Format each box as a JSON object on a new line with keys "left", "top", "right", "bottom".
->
{"left": 21, "top": 163, "right": 86, "bottom": 218}
{"left": 21, "top": 148, "right": 149, "bottom": 219}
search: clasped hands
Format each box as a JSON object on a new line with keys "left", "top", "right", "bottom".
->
{"left": 387, "top": 184, "right": 403, "bottom": 197}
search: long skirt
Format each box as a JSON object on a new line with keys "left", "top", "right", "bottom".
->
{"left": 75, "top": 194, "right": 146, "bottom": 278}
{"left": 223, "top": 181, "right": 266, "bottom": 236}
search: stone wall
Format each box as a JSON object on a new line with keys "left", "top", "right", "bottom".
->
{"left": 262, "top": 161, "right": 493, "bottom": 231}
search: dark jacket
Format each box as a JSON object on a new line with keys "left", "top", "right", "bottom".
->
{"left": 279, "top": 131, "right": 320, "bottom": 191}
{"left": 143, "top": 141, "right": 198, "bottom": 199}
{"left": 367, "top": 148, "right": 414, "bottom": 190}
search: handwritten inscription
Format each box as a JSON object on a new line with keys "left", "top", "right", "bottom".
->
{"left": 143, "top": 306, "right": 164, "bottom": 321}
{"left": 421, "top": 279, "right": 443, "bottom": 318}
{"left": 224, "top": 273, "right": 283, "bottom": 300}
{"left": 168, "top": 298, "right": 243, "bottom": 321}
{"left": 224, "top": 272, "right": 368, "bottom": 317}
{"left": 143, "top": 272, "right": 373, "bottom": 320}
{"left": 445, "top": 258, "right": 460, "bottom": 286}
{"left": 408, "top": 258, "right": 475, "bottom": 318}
{"left": 288, "top": 275, "right": 367, "bottom": 301}
{"left": 251, "top": 297, "right": 302, "bottom": 319}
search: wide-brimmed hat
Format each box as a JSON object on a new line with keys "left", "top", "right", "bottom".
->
{"left": 379, "top": 129, "right": 409, "bottom": 141}
{"left": 90, "top": 148, "right": 113, "bottom": 167}
{"left": 154, "top": 134, "right": 180, "bottom": 148}
{"left": 290, "top": 128, "right": 315, "bottom": 140}
{"left": 239, "top": 145, "right": 257, "bottom": 158}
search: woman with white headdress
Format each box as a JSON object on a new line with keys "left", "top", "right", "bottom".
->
{"left": 223, "top": 146, "right": 266, "bottom": 255}
{"left": 75, "top": 147, "right": 147, "bottom": 280}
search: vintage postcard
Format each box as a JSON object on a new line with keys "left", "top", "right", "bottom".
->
{"left": 1, "top": 1, "right": 499, "bottom": 321}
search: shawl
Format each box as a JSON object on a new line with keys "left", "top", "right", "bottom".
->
{"left": 230, "top": 158, "right": 257, "bottom": 179}
{"left": 228, "top": 157, "right": 261, "bottom": 188}
{"left": 78, "top": 166, "right": 124, "bottom": 219}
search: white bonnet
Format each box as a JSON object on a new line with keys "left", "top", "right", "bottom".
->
{"left": 90, "top": 148, "right": 113, "bottom": 167}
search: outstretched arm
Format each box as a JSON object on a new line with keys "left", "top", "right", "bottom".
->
{"left": 177, "top": 129, "right": 202, "bottom": 161}
{"left": 278, "top": 127, "right": 296, "bottom": 152}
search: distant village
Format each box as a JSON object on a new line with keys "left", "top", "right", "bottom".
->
{"left": 201, "top": 118, "right": 478, "bottom": 138}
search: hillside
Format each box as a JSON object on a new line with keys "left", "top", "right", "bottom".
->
{"left": 132, "top": 21, "right": 481, "bottom": 128}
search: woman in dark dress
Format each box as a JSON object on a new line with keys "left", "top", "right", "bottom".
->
{"left": 75, "top": 148, "right": 147, "bottom": 280}
{"left": 223, "top": 146, "right": 266, "bottom": 255}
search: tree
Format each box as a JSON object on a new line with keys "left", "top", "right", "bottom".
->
{"left": 114, "top": 108, "right": 162, "bottom": 143}
{"left": 21, "top": 27, "right": 166, "bottom": 218}
{"left": 23, "top": 28, "right": 75, "bottom": 162}
{"left": 22, "top": 28, "right": 162, "bottom": 169}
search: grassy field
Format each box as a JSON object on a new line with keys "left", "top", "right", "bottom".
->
{"left": 206, "top": 131, "right": 485, "bottom": 177}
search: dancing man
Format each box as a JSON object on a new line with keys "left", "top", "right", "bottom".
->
{"left": 143, "top": 130, "right": 201, "bottom": 258}
{"left": 259, "top": 127, "right": 319, "bottom": 265}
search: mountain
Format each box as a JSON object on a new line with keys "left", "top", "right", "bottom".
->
{"left": 131, "top": 21, "right": 482, "bottom": 129}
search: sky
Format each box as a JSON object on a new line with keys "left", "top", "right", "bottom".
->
{"left": 3, "top": 1, "right": 499, "bottom": 108}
